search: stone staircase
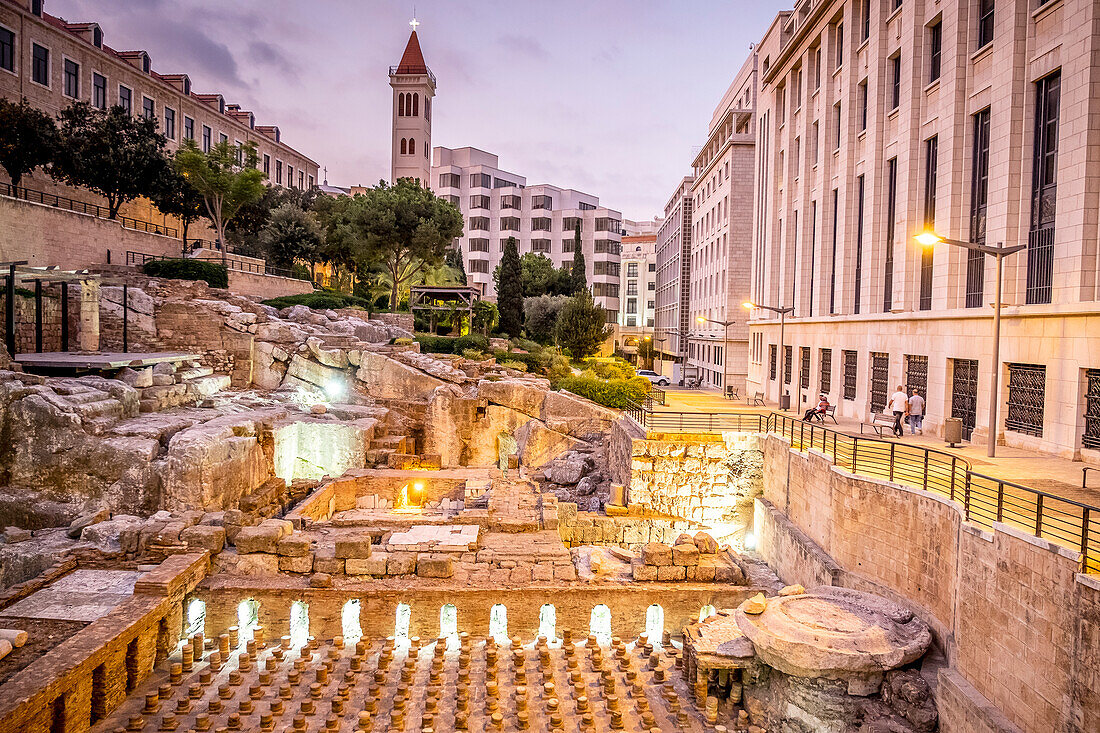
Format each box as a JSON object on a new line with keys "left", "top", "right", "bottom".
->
{"left": 363, "top": 430, "right": 442, "bottom": 470}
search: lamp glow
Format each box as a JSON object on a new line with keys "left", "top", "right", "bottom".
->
{"left": 914, "top": 231, "right": 942, "bottom": 247}
{"left": 696, "top": 316, "right": 706, "bottom": 324}
{"left": 324, "top": 379, "right": 346, "bottom": 401}
{"left": 743, "top": 532, "right": 757, "bottom": 551}
{"left": 742, "top": 301, "right": 755, "bottom": 310}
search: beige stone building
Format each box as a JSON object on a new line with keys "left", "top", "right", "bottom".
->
{"left": 0, "top": 0, "right": 318, "bottom": 241}
{"left": 655, "top": 177, "right": 695, "bottom": 383}
{"left": 615, "top": 220, "right": 661, "bottom": 361}
{"left": 686, "top": 53, "right": 759, "bottom": 391}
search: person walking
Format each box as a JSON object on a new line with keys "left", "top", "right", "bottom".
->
{"left": 889, "top": 385, "right": 908, "bottom": 438}
{"left": 907, "top": 388, "right": 925, "bottom": 435}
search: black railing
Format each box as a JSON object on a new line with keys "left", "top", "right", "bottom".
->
{"left": 1, "top": 182, "right": 177, "bottom": 237}
{"left": 645, "top": 386, "right": 666, "bottom": 408}
{"left": 126, "top": 251, "right": 311, "bottom": 282}
{"left": 624, "top": 403, "right": 1100, "bottom": 573}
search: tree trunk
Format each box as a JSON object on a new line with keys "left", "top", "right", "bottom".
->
{"left": 181, "top": 220, "right": 190, "bottom": 257}
{"left": 390, "top": 282, "right": 399, "bottom": 311}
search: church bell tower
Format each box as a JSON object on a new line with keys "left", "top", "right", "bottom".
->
{"left": 390, "top": 18, "right": 435, "bottom": 186}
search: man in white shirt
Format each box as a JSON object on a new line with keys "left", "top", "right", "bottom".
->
{"left": 889, "top": 385, "right": 909, "bottom": 438}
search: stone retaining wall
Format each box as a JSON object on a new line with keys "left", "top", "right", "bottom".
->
{"left": 754, "top": 432, "right": 1100, "bottom": 733}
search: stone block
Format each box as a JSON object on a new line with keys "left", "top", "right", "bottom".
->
{"left": 695, "top": 559, "right": 717, "bottom": 582}
{"left": 180, "top": 525, "right": 225, "bottom": 554}
{"left": 387, "top": 552, "right": 417, "bottom": 575}
{"left": 693, "top": 531, "right": 719, "bottom": 554}
{"left": 232, "top": 553, "right": 280, "bottom": 576}
{"left": 642, "top": 542, "right": 673, "bottom": 566}
{"left": 532, "top": 563, "right": 554, "bottom": 581}
{"left": 417, "top": 554, "right": 453, "bottom": 578}
{"left": 276, "top": 536, "right": 311, "bottom": 557}
{"left": 509, "top": 566, "right": 533, "bottom": 583}
{"left": 335, "top": 534, "right": 373, "bottom": 559}
{"left": 233, "top": 525, "right": 283, "bottom": 554}
{"left": 346, "top": 555, "right": 387, "bottom": 576}
{"left": 259, "top": 518, "right": 293, "bottom": 538}
{"left": 657, "top": 565, "right": 686, "bottom": 581}
{"left": 631, "top": 558, "right": 657, "bottom": 582}
{"left": 714, "top": 561, "right": 745, "bottom": 584}
{"left": 553, "top": 564, "right": 577, "bottom": 581}
{"left": 312, "top": 550, "right": 345, "bottom": 575}
{"left": 673, "top": 544, "right": 700, "bottom": 567}
{"left": 278, "top": 554, "right": 314, "bottom": 573}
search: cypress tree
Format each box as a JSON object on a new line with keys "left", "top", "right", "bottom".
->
{"left": 570, "top": 222, "right": 587, "bottom": 294}
{"left": 556, "top": 288, "right": 611, "bottom": 359}
{"left": 497, "top": 236, "right": 524, "bottom": 337}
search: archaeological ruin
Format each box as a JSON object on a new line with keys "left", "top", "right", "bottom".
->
{"left": 0, "top": 270, "right": 1096, "bottom": 733}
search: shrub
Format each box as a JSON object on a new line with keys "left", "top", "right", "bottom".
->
{"left": 523, "top": 295, "right": 570, "bottom": 344}
{"left": 461, "top": 348, "right": 485, "bottom": 361}
{"left": 583, "top": 357, "right": 637, "bottom": 381}
{"left": 500, "top": 360, "right": 528, "bottom": 372}
{"left": 393, "top": 337, "right": 413, "bottom": 346}
{"left": 415, "top": 334, "right": 456, "bottom": 354}
{"left": 491, "top": 349, "right": 543, "bottom": 373}
{"left": 143, "top": 258, "right": 229, "bottom": 289}
{"left": 454, "top": 333, "right": 490, "bottom": 353}
{"left": 261, "top": 291, "right": 368, "bottom": 310}
{"left": 556, "top": 374, "right": 650, "bottom": 409}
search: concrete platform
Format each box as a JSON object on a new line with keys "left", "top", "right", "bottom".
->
{"left": 15, "top": 351, "right": 200, "bottom": 372}
{"left": 0, "top": 569, "right": 142, "bottom": 622}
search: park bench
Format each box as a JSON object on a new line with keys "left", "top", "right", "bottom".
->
{"left": 861, "top": 413, "right": 897, "bottom": 436}
{"left": 750, "top": 391, "right": 766, "bottom": 406}
{"left": 724, "top": 386, "right": 740, "bottom": 400}
{"left": 808, "top": 404, "right": 838, "bottom": 424}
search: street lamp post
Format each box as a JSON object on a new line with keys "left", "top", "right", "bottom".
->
{"left": 743, "top": 301, "right": 794, "bottom": 409}
{"left": 696, "top": 315, "right": 736, "bottom": 391}
{"left": 914, "top": 231, "right": 1026, "bottom": 458}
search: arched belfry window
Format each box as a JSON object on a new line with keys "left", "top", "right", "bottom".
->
{"left": 400, "top": 138, "right": 407, "bottom": 155}
{"left": 409, "top": 138, "right": 415, "bottom": 156}
{"left": 413, "top": 93, "right": 419, "bottom": 117}
{"left": 398, "top": 93, "right": 405, "bottom": 116}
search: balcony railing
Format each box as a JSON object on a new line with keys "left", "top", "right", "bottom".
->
{"left": 126, "top": 251, "right": 312, "bottom": 282}
{"left": 1, "top": 182, "right": 177, "bottom": 237}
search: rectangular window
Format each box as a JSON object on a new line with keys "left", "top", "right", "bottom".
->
{"left": 299, "top": 171, "right": 304, "bottom": 189}
{"left": 164, "top": 108, "right": 175, "bottom": 139}
{"left": 184, "top": 116, "right": 194, "bottom": 141}
{"left": 784, "top": 345, "right": 793, "bottom": 385}
{"left": 0, "top": 27, "right": 14, "bottom": 73}
{"left": 800, "top": 347, "right": 811, "bottom": 389}
{"left": 890, "top": 54, "right": 901, "bottom": 110}
{"left": 275, "top": 159, "right": 282, "bottom": 184}
{"left": 1084, "top": 369, "right": 1100, "bottom": 451}
{"left": 118, "top": 85, "right": 131, "bottom": 114}
{"left": 843, "top": 350, "right": 858, "bottom": 400}
{"left": 438, "top": 173, "right": 460, "bottom": 188}
{"left": 833, "top": 103, "right": 842, "bottom": 150}
{"left": 884, "top": 157, "right": 897, "bottom": 311}
{"left": 861, "top": 0, "right": 871, "bottom": 42}
{"left": 31, "top": 43, "right": 48, "bottom": 86}
{"left": 977, "top": 0, "right": 995, "bottom": 49}
{"left": 63, "top": 58, "right": 78, "bottom": 98}
{"left": 561, "top": 238, "right": 575, "bottom": 253}
{"left": 219, "top": 132, "right": 228, "bottom": 145}
{"left": 263, "top": 154, "right": 270, "bottom": 175}
{"left": 532, "top": 239, "right": 551, "bottom": 253}
{"left": 921, "top": 136, "right": 937, "bottom": 310}
{"left": 532, "top": 217, "right": 552, "bottom": 231}
{"left": 769, "top": 344, "right": 778, "bottom": 381}
{"left": 469, "top": 259, "right": 490, "bottom": 274}
{"left": 470, "top": 217, "right": 490, "bottom": 231}
{"left": 812, "top": 121, "right": 820, "bottom": 163}
{"left": 1027, "top": 71, "right": 1060, "bottom": 305}
{"left": 928, "top": 21, "right": 942, "bottom": 83}
{"left": 532, "top": 194, "right": 553, "bottom": 209}
{"left": 820, "top": 348, "right": 832, "bottom": 394}
{"left": 92, "top": 73, "right": 106, "bottom": 109}
{"left": 967, "top": 108, "right": 991, "bottom": 308}
{"left": 813, "top": 47, "right": 822, "bottom": 90}
{"left": 627, "top": 298, "right": 637, "bottom": 314}
{"left": 469, "top": 238, "right": 490, "bottom": 252}
{"left": 142, "top": 97, "right": 155, "bottom": 121}
{"left": 469, "top": 195, "right": 490, "bottom": 209}
{"left": 1006, "top": 363, "right": 1046, "bottom": 437}
{"left": 893, "top": 0, "right": 903, "bottom": 10}
{"left": 500, "top": 195, "right": 521, "bottom": 210}
{"left": 627, "top": 263, "right": 639, "bottom": 278}
{"left": 835, "top": 23, "right": 844, "bottom": 69}
{"left": 858, "top": 80, "right": 868, "bottom": 131}
{"left": 854, "top": 175, "right": 865, "bottom": 314}
{"left": 500, "top": 217, "right": 520, "bottom": 231}
{"left": 470, "top": 172, "right": 491, "bottom": 188}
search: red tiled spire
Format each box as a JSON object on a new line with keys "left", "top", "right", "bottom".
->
{"left": 396, "top": 31, "right": 428, "bottom": 74}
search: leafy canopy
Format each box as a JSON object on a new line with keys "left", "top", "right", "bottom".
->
{"left": 496, "top": 236, "right": 524, "bottom": 337}
{"left": 556, "top": 289, "right": 611, "bottom": 359}
{"left": 0, "top": 96, "right": 58, "bottom": 191}
{"left": 260, "top": 203, "right": 324, "bottom": 269}
{"left": 570, "top": 222, "right": 587, "bottom": 294}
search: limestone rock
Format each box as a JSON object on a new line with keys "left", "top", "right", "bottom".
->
{"left": 656, "top": 565, "right": 686, "bottom": 581}
{"left": 674, "top": 533, "right": 696, "bottom": 546}
{"left": 881, "top": 669, "right": 938, "bottom": 732}
{"left": 550, "top": 454, "right": 590, "bottom": 485}
{"left": 335, "top": 534, "right": 373, "bottom": 559}
{"left": 234, "top": 524, "right": 283, "bottom": 554}
{"left": 387, "top": 552, "right": 417, "bottom": 575}
{"left": 67, "top": 508, "right": 110, "bottom": 539}
{"left": 642, "top": 542, "right": 673, "bottom": 566}
{"left": 631, "top": 557, "right": 657, "bottom": 582}
{"left": 180, "top": 524, "right": 225, "bottom": 553}
{"left": 742, "top": 593, "right": 768, "bottom": 615}
{"left": 779, "top": 584, "right": 806, "bottom": 596}
{"left": 277, "top": 536, "right": 311, "bottom": 557}
{"left": 309, "top": 572, "right": 333, "bottom": 588}
{"left": 278, "top": 554, "right": 314, "bottom": 573}
{"left": 417, "top": 553, "right": 453, "bottom": 578}
{"left": 1, "top": 527, "right": 31, "bottom": 544}
{"left": 222, "top": 552, "right": 280, "bottom": 576}
{"left": 346, "top": 555, "right": 387, "bottom": 576}
{"left": 693, "top": 531, "right": 719, "bottom": 554}
{"left": 673, "top": 543, "right": 700, "bottom": 567}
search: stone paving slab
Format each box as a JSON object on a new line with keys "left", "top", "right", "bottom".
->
{"left": 0, "top": 570, "right": 142, "bottom": 622}
{"left": 385, "top": 525, "right": 480, "bottom": 552}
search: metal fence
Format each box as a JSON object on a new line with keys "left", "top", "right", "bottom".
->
{"left": 126, "top": 251, "right": 311, "bottom": 282}
{"left": 625, "top": 402, "right": 1100, "bottom": 573}
{"left": 1, "top": 182, "right": 177, "bottom": 237}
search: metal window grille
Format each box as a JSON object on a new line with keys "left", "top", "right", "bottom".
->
{"left": 870, "top": 352, "right": 889, "bottom": 413}
{"left": 967, "top": 109, "right": 991, "bottom": 308}
{"left": 843, "top": 350, "right": 858, "bottom": 400}
{"left": 784, "top": 346, "right": 793, "bottom": 385}
{"left": 1006, "top": 363, "right": 1046, "bottom": 437}
{"left": 800, "top": 347, "right": 811, "bottom": 389}
{"left": 769, "top": 345, "right": 777, "bottom": 381}
{"left": 1027, "top": 72, "right": 1059, "bottom": 305}
{"left": 905, "top": 355, "right": 928, "bottom": 398}
{"left": 951, "top": 359, "right": 979, "bottom": 440}
{"left": 820, "top": 348, "right": 832, "bottom": 394}
{"left": 1084, "top": 369, "right": 1100, "bottom": 451}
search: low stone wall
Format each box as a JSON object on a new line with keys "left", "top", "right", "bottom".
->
{"left": 227, "top": 269, "right": 313, "bottom": 300}
{"left": 555, "top": 504, "right": 696, "bottom": 551}
{"left": 754, "top": 432, "right": 1100, "bottom": 733}
{"left": 0, "top": 289, "right": 80, "bottom": 355}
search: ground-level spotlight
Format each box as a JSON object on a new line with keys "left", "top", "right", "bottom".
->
{"left": 743, "top": 532, "right": 757, "bottom": 551}
{"left": 324, "top": 378, "right": 346, "bottom": 401}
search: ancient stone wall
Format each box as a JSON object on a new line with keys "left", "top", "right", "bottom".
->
{"left": 754, "top": 433, "right": 1100, "bottom": 733}
{"left": 225, "top": 270, "right": 314, "bottom": 299}
{"left": 0, "top": 289, "right": 81, "bottom": 354}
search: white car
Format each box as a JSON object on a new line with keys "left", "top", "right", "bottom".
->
{"left": 636, "top": 369, "right": 669, "bottom": 386}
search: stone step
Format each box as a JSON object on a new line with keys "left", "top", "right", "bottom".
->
{"left": 184, "top": 374, "right": 231, "bottom": 399}
{"left": 177, "top": 366, "right": 214, "bottom": 381}
{"left": 387, "top": 453, "right": 420, "bottom": 470}
{"left": 365, "top": 448, "right": 394, "bottom": 466}
{"left": 370, "top": 435, "right": 408, "bottom": 453}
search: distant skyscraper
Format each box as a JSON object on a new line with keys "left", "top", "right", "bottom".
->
{"left": 389, "top": 19, "right": 435, "bottom": 186}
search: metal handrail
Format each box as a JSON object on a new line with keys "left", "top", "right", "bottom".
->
{"left": 624, "top": 402, "right": 1100, "bottom": 573}
{"left": 1, "top": 182, "right": 177, "bottom": 237}
{"left": 126, "top": 251, "right": 311, "bottom": 282}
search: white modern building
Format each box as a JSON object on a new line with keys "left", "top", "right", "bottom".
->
{"left": 431, "top": 146, "right": 623, "bottom": 319}
{"left": 655, "top": 177, "right": 695, "bottom": 383}
{"left": 616, "top": 220, "right": 661, "bottom": 360}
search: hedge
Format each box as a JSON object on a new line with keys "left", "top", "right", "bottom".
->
{"left": 415, "top": 333, "right": 490, "bottom": 355}
{"left": 142, "top": 259, "right": 229, "bottom": 289}
{"left": 555, "top": 375, "right": 650, "bottom": 409}
{"left": 261, "top": 292, "right": 369, "bottom": 310}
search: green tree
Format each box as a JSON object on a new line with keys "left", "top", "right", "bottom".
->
{"left": 52, "top": 102, "right": 169, "bottom": 218}
{"left": 523, "top": 294, "right": 570, "bottom": 344}
{"left": 0, "top": 97, "right": 58, "bottom": 194}
{"left": 556, "top": 289, "right": 611, "bottom": 359}
{"left": 227, "top": 184, "right": 320, "bottom": 254}
{"left": 173, "top": 139, "right": 266, "bottom": 265}
{"left": 445, "top": 247, "right": 468, "bottom": 285}
{"left": 260, "top": 203, "right": 323, "bottom": 269}
{"left": 472, "top": 300, "right": 498, "bottom": 337}
{"left": 497, "top": 236, "right": 524, "bottom": 337}
{"left": 323, "top": 178, "right": 464, "bottom": 309}
{"left": 570, "top": 222, "right": 587, "bottom": 293}
{"left": 147, "top": 167, "right": 207, "bottom": 255}
{"left": 636, "top": 337, "right": 656, "bottom": 370}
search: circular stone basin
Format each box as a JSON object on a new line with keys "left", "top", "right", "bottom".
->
{"left": 734, "top": 586, "right": 930, "bottom": 679}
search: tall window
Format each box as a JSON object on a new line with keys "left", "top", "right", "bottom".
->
{"left": 833, "top": 102, "right": 842, "bottom": 149}
{"left": 275, "top": 159, "right": 282, "bottom": 185}
{"left": 813, "top": 46, "right": 822, "bottom": 90}
{"left": 858, "top": 80, "right": 868, "bottom": 131}
{"left": 263, "top": 154, "right": 270, "bottom": 175}
{"left": 921, "top": 136, "right": 937, "bottom": 310}
{"left": 967, "top": 108, "right": 991, "bottom": 308}
{"left": 884, "top": 158, "right": 897, "bottom": 311}
{"left": 835, "top": 23, "right": 844, "bottom": 69}
{"left": 843, "top": 350, "right": 858, "bottom": 400}
{"left": 164, "top": 108, "right": 175, "bottom": 139}
{"left": 0, "top": 27, "right": 13, "bottom": 73}
{"left": 860, "top": 0, "right": 871, "bottom": 42}
{"left": 63, "top": 58, "right": 79, "bottom": 98}
{"left": 889, "top": 53, "right": 901, "bottom": 110}
{"left": 31, "top": 43, "right": 48, "bottom": 86}
{"left": 118, "top": 85, "right": 131, "bottom": 114}
{"left": 92, "top": 73, "right": 106, "bottom": 109}
{"left": 977, "top": 0, "right": 995, "bottom": 49}
{"left": 184, "top": 116, "right": 194, "bottom": 141}
{"left": 1027, "top": 71, "right": 1060, "bottom": 305}
{"left": 201, "top": 124, "right": 211, "bottom": 153}
{"left": 829, "top": 188, "right": 838, "bottom": 315}
{"left": 928, "top": 21, "right": 942, "bottom": 83}
{"left": 854, "top": 175, "right": 865, "bottom": 314}
{"left": 142, "top": 96, "right": 154, "bottom": 120}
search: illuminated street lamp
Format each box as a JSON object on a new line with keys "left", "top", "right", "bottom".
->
{"left": 743, "top": 301, "right": 795, "bottom": 409}
{"left": 696, "top": 315, "right": 737, "bottom": 390}
{"left": 914, "top": 230, "right": 1026, "bottom": 457}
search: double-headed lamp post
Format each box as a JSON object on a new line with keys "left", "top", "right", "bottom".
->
{"left": 914, "top": 230, "right": 1026, "bottom": 458}
{"left": 696, "top": 315, "right": 736, "bottom": 390}
{"left": 742, "top": 301, "right": 795, "bottom": 409}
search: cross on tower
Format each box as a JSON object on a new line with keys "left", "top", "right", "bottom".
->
{"left": 409, "top": 17, "right": 419, "bottom": 31}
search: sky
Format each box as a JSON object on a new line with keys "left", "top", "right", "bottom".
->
{"left": 50, "top": 0, "right": 788, "bottom": 221}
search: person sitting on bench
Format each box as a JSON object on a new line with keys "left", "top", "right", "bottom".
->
{"left": 804, "top": 394, "right": 830, "bottom": 421}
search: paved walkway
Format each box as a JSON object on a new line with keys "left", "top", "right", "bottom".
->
{"left": 654, "top": 387, "right": 1100, "bottom": 507}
